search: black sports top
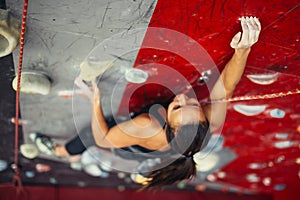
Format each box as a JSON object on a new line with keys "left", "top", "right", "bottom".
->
{"left": 112, "top": 103, "right": 176, "bottom": 161}
{"left": 112, "top": 103, "right": 211, "bottom": 161}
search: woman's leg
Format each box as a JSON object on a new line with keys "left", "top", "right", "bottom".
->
{"left": 54, "top": 141, "right": 82, "bottom": 162}
{"left": 63, "top": 135, "right": 88, "bottom": 155}
{"left": 60, "top": 126, "right": 95, "bottom": 156}
{"left": 53, "top": 145, "right": 70, "bottom": 157}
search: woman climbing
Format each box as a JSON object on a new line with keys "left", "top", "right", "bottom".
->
{"left": 31, "top": 16, "right": 261, "bottom": 189}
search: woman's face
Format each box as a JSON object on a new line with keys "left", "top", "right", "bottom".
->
{"left": 167, "top": 94, "right": 206, "bottom": 128}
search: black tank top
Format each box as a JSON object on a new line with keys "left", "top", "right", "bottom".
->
{"left": 112, "top": 103, "right": 177, "bottom": 161}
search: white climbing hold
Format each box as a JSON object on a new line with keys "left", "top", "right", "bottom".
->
{"left": 125, "top": 68, "right": 148, "bottom": 83}
{"left": 20, "top": 143, "right": 39, "bottom": 159}
{"left": 0, "top": 9, "right": 21, "bottom": 58}
{"left": 233, "top": 104, "right": 267, "bottom": 116}
{"left": 12, "top": 71, "right": 51, "bottom": 95}
{"left": 80, "top": 59, "right": 114, "bottom": 81}
{"left": 246, "top": 73, "right": 279, "bottom": 85}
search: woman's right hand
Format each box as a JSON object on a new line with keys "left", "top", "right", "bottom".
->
{"left": 230, "top": 16, "right": 261, "bottom": 51}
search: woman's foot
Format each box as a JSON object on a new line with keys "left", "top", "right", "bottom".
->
{"left": 53, "top": 145, "right": 70, "bottom": 157}
{"left": 29, "top": 133, "right": 80, "bottom": 162}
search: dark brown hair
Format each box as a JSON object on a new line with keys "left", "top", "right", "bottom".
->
{"left": 143, "top": 121, "right": 210, "bottom": 189}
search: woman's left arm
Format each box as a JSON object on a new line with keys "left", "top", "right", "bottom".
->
{"left": 88, "top": 80, "right": 156, "bottom": 148}
{"left": 90, "top": 80, "right": 111, "bottom": 146}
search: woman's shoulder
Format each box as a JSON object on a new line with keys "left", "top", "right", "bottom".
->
{"left": 127, "top": 114, "right": 168, "bottom": 150}
{"left": 131, "top": 113, "right": 163, "bottom": 130}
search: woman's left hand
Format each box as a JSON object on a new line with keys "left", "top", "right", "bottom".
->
{"left": 230, "top": 16, "right": 261, "bottom": 50}
{"left": 74, "top": 76, "right": 100, "bottom": 106}
{"left": 91, "top": 79, "right": 101, "bottom": 108}
{"left": 74, "top": 75, "right": 93, "bottom": 98}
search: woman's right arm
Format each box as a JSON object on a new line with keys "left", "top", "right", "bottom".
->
{"left": 203, "top": 17, "right": 261, "bottom": 132}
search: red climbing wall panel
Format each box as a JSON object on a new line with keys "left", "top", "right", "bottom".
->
{"left": 118, "top": 0, "right": 300, "bottom": 194}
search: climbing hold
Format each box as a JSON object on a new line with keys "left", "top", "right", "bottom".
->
{"left": 177, "top": 181, "right": 186, "bottom": 189}
{"left": 248, "top": 162, "right": 267, "bottom": 169}
{"left": 0, "top": 159, "right": 8, "bottom": 172}
{"left": 270, "top": 108, "right": 285, "bottom": 118}
{"left": 83, "top": 164, "right": 103, "bottom": 177}
{"left": 262, "top": 177, "right": 271, "bottom": 186}
{"left": 35, "top": 163, "right": 51, "bottom": 173}
{"left": 274, "top": 141, "right": 293, "bottom": 149}
{"left": 20, "top": 143, "right": 39, "bottom": 159}
{"left": 80, "top": 59, "right": 113, "bottom": 81}
{"left": 25, "top": 171, "right": 35, "bottom": 178}
{"left": 70, "top": 162, "right": 83, "bottom": 171}
{"left": 0, "top": 9, "right": 21, "bottom": 58}
{"left": 99, "top": 160, "right": 112, "bottom": 172}
{"left": 233, "top": 104, "right": 267, "bottom": 116}
{"left": 274, "top": 184, "right": 286, "bottom": 191}
{"left": 99, "top": 171, "right": 110, "bottom": 178}
{"left": 117, "top": 172, "right": 126, "bottom": 179}
{"left": 194, "top": 153, "right": 219, "bottom": 172}
{"left": 12, "top": 71, "right": 52, "bottom": 95}
{"left": 275, "top": 133, "right": 289, "bottom": 139}
{"left": 125, "top": 68, "right": 148, "bottom": 83}
{"left": 130, "top": 173, "right": 151, "bottom": 185}
{"left": 195, "top": 184, "right": 206, "bottom": 191}
{"left": 206, "top": 174, "right": 217, "bottom": 182}
{"left": 246, "top": 173, "right": 260, "bottom": 183}
{"left": 216, "top": 171, "right": 226, "bottom": 179}
{"left": 49, "top": 177, "right": 57, "bottom": 184}
{"left": 81, "top": 146, "right": 112, "bottom": 169}
{"left": 246, "top": 73, "right": 279, "bottom": 85}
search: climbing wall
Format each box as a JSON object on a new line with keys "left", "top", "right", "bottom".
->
{"left": 0, "top": 0, "right": 299, "bottom": 196}
{"left": 118, "top": 0, "right": 300, "bottom": 193}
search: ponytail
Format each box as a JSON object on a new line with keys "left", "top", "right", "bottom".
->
{"left": 143, "top": 121, "right": 210, "bottom": 189}
{"left": 143, "top": 156, "right": 196, "bottom": 189}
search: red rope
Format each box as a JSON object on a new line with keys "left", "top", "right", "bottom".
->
{"left": 204, "top": 88, "right": 300, "bottom": 103}
{"left": 183, "top": 82, "right": 300, "bottom": 104}
{"left": 13, "top": 0, "right": 29, "bottom": 189}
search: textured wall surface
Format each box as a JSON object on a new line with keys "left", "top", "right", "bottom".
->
{"left": 0, "top": 0, "right": 299, "bottom": 196}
